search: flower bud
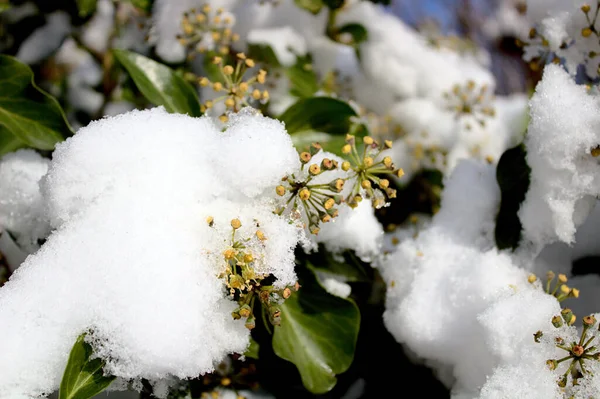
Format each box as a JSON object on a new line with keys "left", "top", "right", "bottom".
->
{"left": 324, "top": 198, "right": 335, "bottom": 210}
{"left": 583, "top": 315, "right": 596, "bottom": 327}
{"left": 383, "top": 156, "right": 393, "bottom": 168}
{"left": 363, "top": 136, "right": 374, "bottom": 145}
{"left": 206, "top": 216, "right": 214, "bottom": 227}
{"left": 341, "top": 161, "right": 351, "bottom": 171}
{"left": 245, "top": 315, "right": 256, "bottom": 330}
{"left": 552, "top": 315, "right": 563, "bottom": 328}
{"left": 238, "top": 304, "right": 252, "bottom": 318}
{"left": 256, "top": 230, "right": 267, "bottom": 241}
{"left": 330, "top": 179, "right": 345, "bottom": 192}
{"left": 276, "top": 185, "right": 286, "bottom": 196}
{"left": 561, "top": 308, "right": 574, "bottom": 324}
{"left": 364, "top": 157, "right": 374, "bottom": 168}
{"left": 231, "top": 219, "right": 242, "bottom": 229}
{"left": 309, "top": 164, "right": 321, "bottom": 175}
{"left": 299, "top": 188, "right": 311, "bottom": 201}
{"left": 527, "top": 274, "right": 537, "bottom": 284}
{"left": 321, "top": 158, "right": 335, "bottom": 170}
{"left": 546, "top": 359, "right": 558, "bottom": 370}
{"left": 282, "top": 287, "right": 292, "bottom": 299}
{"left": 300, "top": 152, "right": 311, "bottom": 163}
{"left": 309, "top": 142, "right": 322, "bottom": 156}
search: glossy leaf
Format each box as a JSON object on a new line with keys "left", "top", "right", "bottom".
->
{"left": 285, "top": 56, "right": 318, "bottom": 98}
{"left": 294, "top": 0, "right": 324, "bottom": 14}
{"left": 279, "top": 97, "right": 357, "bottom": 135}
{"left": 113, "top": 49, "right": 202, "bottom": 117}
{"left": 76, "top": 0, "right": 97, "bottom": 16}
{"left": 0, "top": 55, "right": 70, "bottom": 152}
{"left": 59, "top": 334, "right": 115, "bottom": 399}
{"left": 0, "top": 126, "right": 26, "bottom": 156}
{"left": 495, "top": 143, "right": 530, "bottom": 250}
{"left": 272, "top": 274, "right": 360, "bottom": 393}
{"left": 337, "top": 23, "right": 368, "bottom": 45}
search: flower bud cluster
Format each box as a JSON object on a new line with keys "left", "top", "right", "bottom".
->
{"left": 275, "top": 143, "right": 344, "bottom": 235}
{"left": 177, "top": 5, "right": 238, "bottom": 57}
{"left": 443, "top": 80, "right": 496, "bottom": 130}
{"left": 197, "top": 54, "right": 268, "bottom": 122}
{"left": 340, "top": 134, "right": 403, "bottom": 209}
{"left": 528, "top": 271, "right": 580, "bottom": 302}
{"left": 211, "top": 217, "right": 297, "bottom": 329}
{"left": 537, "top": 312, "right": 600, "bottom": 388}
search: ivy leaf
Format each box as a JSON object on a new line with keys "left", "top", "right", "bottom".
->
{"left": 272, "top": 273, "right": 360, "bottom": 394}
{"left": 245, "top": 337, "right": 260, "bottom": 360}
{"left": 279, "top": 97, "right": 357, "bottom": 134}
{"left": 0, "top": 55, "right": 70, "bottom": 152}
{"left": 285, "top": 55, "right": 318, "bottom": 98}
{"left": 0, "top": 1, "right": 11, "bottom": 12}
{"left": 294, "top": 0, "right": 324, "bottom": 14}
{"left": 323, "top": 0, "right": 345, "bottom": 9}
{"left": 495, "top": 143, "right": 531, "bottom": 250}
{"left": 0, "top": 125, "right": 26, "bottom": 156}
{"left": 306, "top": 246, "right": 369, "bottom": 282}
{"left": 76, "top": 0, "right": 97, "bottom": 17}
{"left": 247, "top": 44, "right": 282, "bottom": 68}
{"left": 337, "top": 23, "right": 368, "bottom": 46}
{"left": 113, "top": 49, "right": 202, "bottom": 117}
{"left": 59, "top": 334, "right": 115, "bottom": 399}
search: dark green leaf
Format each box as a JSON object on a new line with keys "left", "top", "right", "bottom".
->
{"left": 307, "top": 246, "right": 369, "bottom": 282}
{"left": 0, "top": 126, "right": 26, "bottom": 156}
{"left": 285, "top": 55, "right": 318, "bottom": 98}
{"left": 245, "top": 337, "right": 260, "bottom": 360}
{"left": 337, "top": 23, "right": 368, "bottom": 45}
{"left": 294, "top": 0, "right": 324, "bottom": 14}
{"left": 247, "top": 44, "right": 282, "bottom": 68}
{"left": 59, "top": 334, "right": 115, "bottom": 399}
{"left": 123, "top": 0, "right": 153, "bottom": 13}
{"left": 113, "top": 49, "right": 202, "bottom": 117}
{"left": 495, "top": 143, "right": 530, "bottom": 250}
{"left": 76, "top": 0, "right": 97, "bottom": 16}
{"left": 279, "top": 97, "right": 357, "bottom": 134}
{"left": 272, "top": 274, "right": 360, "bottom": 393}
{"left": 0, "top": 55, "right": 70, "bottom": 152}
{"left": 323, "top": 0, "right": 344, "bottom": 9}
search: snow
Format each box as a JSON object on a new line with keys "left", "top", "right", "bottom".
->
{"left": 0, "top": 150, "right": 50, "bottom": 254}
{"left": 0, "top": 108, "right": 302, "bottom": 397}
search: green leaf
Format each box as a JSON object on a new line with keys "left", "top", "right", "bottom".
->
{"left": 272, "top": 274, "right": 360, "bottom": 394}
{"left": 0, "top": 1, "right": 11, "bottom": 12}
{"left": 323, "top": 0, "right": 345, "bottom": 9}
{"left": 279, "top": 97, "right": 357, "bottom": 135}
{"left": 285, "top": 56, "right": 318, "bottom": 98}
{"left": 244, "top": 337, "right": 260, "bottom": 360}
{"left": 294, "top": 0, "right": 324, "bottom": 14}
{"left": 307, "top": 246, "right": 369, "bottom": 282}
{"left": 495, "top": 143, "right": 531, "bottom": 250}
{"left": 59, "top": 334, "right": 115, "bottom": 399}
{"left": 0, "top": 126, "right": 26, "bottom": 156}
{"left": 113, "top": 49, "right": 202, "bottom": 117}
{"left": 0, "top": 55, "right": 70, "bottom": 152}
{"left": 123, "top": 0, "right": 153, "bottom": 13}
{"left": 247, "top": 44, "right": 282, "bottom": 68}
{"left": 76, "top": 0, "right": 97, "bottom": 16}
{"left": 337, "top": 23, "right": 368, "bottom": 45}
